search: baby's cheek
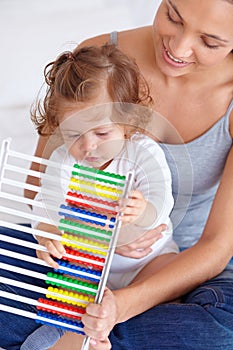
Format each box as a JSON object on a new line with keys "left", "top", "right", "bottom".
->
{"left": 69, "top": 143, "right": 82, "bottom": 160}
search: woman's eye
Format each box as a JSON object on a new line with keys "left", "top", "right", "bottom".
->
{"left": 166, "top": 10, "right": 180, "bottom": 24}
{"left": 202, "top": 39, "right": 219, "bottom": 50}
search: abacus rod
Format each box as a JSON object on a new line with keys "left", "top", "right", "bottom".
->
{"left": 4, "top": 163, "right": 122, "bottom": 192}
{"left": 0, "top": 138, "right": 10, "bottom": 190}
{"left": 0, "top": 235, "right": 103, "bottom": 275}
{"left": 0, "top": 201, "right": 115, "bottom": 227}
{"left": 1, "top": 277, "right": 90, "bottom": 304}
{"left": 4, "top": 163, "right": 50, "bottom": 179}
{"left": 0, "top": 262, "right": 98, "bottom": 293}
{"left": 7, "top": 149, "right": 73, "bottom": 170}
{"left": 81, "top": 171, "right": 134, "bottom": 350}
{"left": 0, "top": 247, "right": 47, "bottom": 266}
{"left": 0, "top": 189, "right": 117, "bottom": 214}
{"left": 0, "top": 248, "right": 103, "bottom": 275}
{"left": 7, "top": 148, "right": 126, "bottom": 184}
{"left": 0, "top": 218, "right": 109, "bottom": 254}
{"left": 1, "top": 290, "right": 84, "bottom": 317}
{"left": 0, "top": 192, "right": 113, "bottom": 239}
{"left": 81, "top": 337, "right": 91, "bottom": 350}
{"left": 0, "top": 191, "right": 42, "bottom": 207}
{"left": 0, "top": 220, "right": 70, "bottom": 241}
{"left": 2, "top": 176, "right": 122, "bottom": 201}
{"left": 0, "top": 233, "right": 48, "bottom": 251}
{"left": 95, "top": 171, "right": 135, "bottom": 303}
{"left": 0, "top": 304, "right": 84, "bottom": 332}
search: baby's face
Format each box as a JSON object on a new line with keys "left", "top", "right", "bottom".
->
{"left": 59, "top": 102, "right": 126, "bottom": 170}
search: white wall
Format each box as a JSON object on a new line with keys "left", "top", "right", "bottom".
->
{"left": 0, "top": 0, "right": 160, "bottom": 110}
{"left": 0, "top": 0, "right": 161, "bottom": 151}
{"left": 0, "top": 0, "right": 161, "bottom": 222}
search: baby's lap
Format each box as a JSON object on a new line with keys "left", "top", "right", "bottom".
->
{"left": 0, "top": 225, "right": 53, "bottom": 282}
{"left": 1, "top": 226, "right": 233, "bottom": 349}
{"left": 1, "top": 225, "right": 233, "bottom": 292}
{"left": 1, "top": 226, "right": 233, "bottom": 318}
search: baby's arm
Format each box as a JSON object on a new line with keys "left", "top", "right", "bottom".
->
{"left": 35, "top": 223, "right": 65, "bottom": 269}
{"left": 31, "top": 146, "right": 71, "bottom": 268}
{"left": 117, "top": 135, "right": 173, "bottom": 247}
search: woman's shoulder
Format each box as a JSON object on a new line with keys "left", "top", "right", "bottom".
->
{"left": 228, "top": 99, "right": 233, "bottom": 137}
{"left": 129, "top": 133, "right": 166, "bottom": 157}
{"left": 79, "top": 26, "right": 153, "bottom": 53}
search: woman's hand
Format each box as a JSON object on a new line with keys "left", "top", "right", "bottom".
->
{"left": 82, "top": 288, "right": 117, "bottom": 349}
{"left": 115, "top": 224, "right": 167, "bottom": 258}
{"left": 35, "top": 223, "right": 65, "bottom": 269}
{"left": 89, "top": 337, "right": 112, "bottom": 350}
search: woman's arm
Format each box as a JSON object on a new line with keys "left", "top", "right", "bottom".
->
{"left": 24, "top": 136, "right": 49, "bottom": 201}
{"left": 24, "top": 133, "right": 63, "bottom": 201}
{"left": 82, "top": 145, "right": 233, "bottom": 338}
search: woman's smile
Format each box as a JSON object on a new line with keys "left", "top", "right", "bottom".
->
{"left": 162, "top": 43, "right": 193, "bottom": 68}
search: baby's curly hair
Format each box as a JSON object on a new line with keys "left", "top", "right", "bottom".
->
{"left": 31, "top": 44, "right": 153, "bottom": 136}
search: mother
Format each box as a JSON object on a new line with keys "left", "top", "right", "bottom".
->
{"left": 1, "top": 0, "right": 233, "bottom": 349}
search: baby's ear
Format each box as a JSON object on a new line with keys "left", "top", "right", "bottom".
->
{"left": 124, "top": 123, "right": 136, "bottom": 139}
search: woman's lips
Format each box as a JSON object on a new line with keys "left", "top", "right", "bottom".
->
{"left": 162, "top": 45, "right": 192, "bottom": 68}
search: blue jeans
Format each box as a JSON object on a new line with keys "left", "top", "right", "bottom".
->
{"left": 109, "top": 265, "right": 233, "bottom": 350}
{"left": 1, "top": 226, "right": 233, "bottom": 350}
{"left": 0, "top": 225, "right": 64, "bottom": 350}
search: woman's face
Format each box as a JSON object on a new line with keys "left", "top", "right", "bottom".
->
{"left": 153, "top": 0, "right": 233, "bottom": 77}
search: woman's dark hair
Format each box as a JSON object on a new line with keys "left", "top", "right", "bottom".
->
{"left": 223, "top": 0, "right": 233, "bottom": 52}
{"left": 31, "top": 44, "right": 152, "bottom": 136}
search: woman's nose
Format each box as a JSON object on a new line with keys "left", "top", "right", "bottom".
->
{"left": 169, "top": 31, "right": 194, "bottom": 59}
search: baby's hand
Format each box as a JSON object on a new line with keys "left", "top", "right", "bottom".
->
{"left": 119, "top": 190, "right": 147, "bottom": 224}
{"left": 35, "top": 223, "right": 65, "bottom": 269}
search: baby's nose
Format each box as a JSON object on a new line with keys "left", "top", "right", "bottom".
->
{"left": 81, "top": 134, "right": 97, "bottom": 152}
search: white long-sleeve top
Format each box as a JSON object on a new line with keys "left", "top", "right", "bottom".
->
{"left": 32, "top": 133, "right": 179, "bottom": 289}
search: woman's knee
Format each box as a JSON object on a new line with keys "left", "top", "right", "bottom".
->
{"left": 183, "top": 273, "right": 233, "bottom": 318}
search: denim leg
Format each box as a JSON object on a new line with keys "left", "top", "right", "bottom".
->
{"left": 109, "top": 265, "right": 233, "bottom": 350}
{"left": 0, "top": 226, "right": 62, "bottom": 350}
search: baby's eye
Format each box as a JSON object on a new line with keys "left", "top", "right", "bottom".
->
{"left": 95, "top": 130, "right": 111, "bottom": 137}
{"left": 97, "top": 132, "right": 108, "bottom": 136}
{"left": 69, "top": 134, "right": 80, "bottom": 138}
{"left": 63, "top": 134, "right": 80, "bottom": 142}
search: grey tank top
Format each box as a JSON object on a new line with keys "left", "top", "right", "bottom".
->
{"left": 110, "top": 32, "right": 233, "bottom": 248}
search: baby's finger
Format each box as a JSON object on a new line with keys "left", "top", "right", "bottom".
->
{"left": 129, "top": 190, "right": 144, "bottom": 200}
{"left": 44, "top": 240, "right": 64, "bottom": 259}
{"left": 53, "top": 240, "right": 66, "bottom": 255}
{"left": 36, "top": 250, "right": 59, "bottom": 269}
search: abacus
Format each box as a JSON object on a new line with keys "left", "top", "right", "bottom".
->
{"left": 0, "top": 138, "right": 133, "bottom": 348}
